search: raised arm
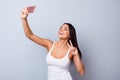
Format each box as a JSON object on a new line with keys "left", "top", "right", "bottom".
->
{"left": 20, "top": 7, "right": 52, "bottom": 50}
{"left": 73, "top": 54, "right": 85, "bottom": 76}
{"left": 67, "top": 41, "right": 85, "bottom": 76}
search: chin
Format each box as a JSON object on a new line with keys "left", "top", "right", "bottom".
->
{"left": 58, "top": 37, "right": 68, "bottom": 40}
{"left": 58, "top": 35, "right": 64, "bottom": 38}
{"left": 58, "top": 37, "right": 64, "bottom": 39}
{"left": 58, "top": 35, "right": 69, "bottom": 40}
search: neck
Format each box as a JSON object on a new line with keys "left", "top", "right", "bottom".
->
{"left": 57, "top": 39, "right": 68, "bottom": 47}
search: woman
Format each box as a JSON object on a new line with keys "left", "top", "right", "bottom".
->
{"left": 21, "top": 6, "right": 85, "bottom": 80}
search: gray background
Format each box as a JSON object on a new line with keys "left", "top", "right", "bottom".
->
{"left": 0, "top": 0, "right": 120, "bottom": 80}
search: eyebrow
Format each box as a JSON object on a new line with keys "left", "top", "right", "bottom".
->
{"left": 60, "top": 25, "right": 69, "bottom": 29}
{"left": 62, "top": 25, "right": 68, "bottom": 28}
{"left": 63, "top": 26, "right": 68, "bottom": 29}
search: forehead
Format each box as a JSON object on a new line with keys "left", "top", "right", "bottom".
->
{"left": 61, "top": 24, "right": 69, "bottom": 28}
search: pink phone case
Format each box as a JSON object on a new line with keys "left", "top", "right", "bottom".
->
{"left": 27, "top": 6, "right": 36, "bottom": 13}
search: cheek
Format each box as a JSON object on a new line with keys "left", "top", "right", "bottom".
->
{"left": 65, "top": 31, "right": 70, "bottom": 38}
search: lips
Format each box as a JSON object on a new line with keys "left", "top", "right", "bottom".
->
{"left": 59, "top": 32, "right": 64, "bottom": 35}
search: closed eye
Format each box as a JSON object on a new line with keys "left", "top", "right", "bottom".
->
{"left": 64, "top": 29, "right": 68, "bottom": 31}
{"left": 64, "top": 27, "right": 69, "bottom": 31}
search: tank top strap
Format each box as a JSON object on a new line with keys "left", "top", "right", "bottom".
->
{"left": 49, "top": 41, "right": 55, "bottom": 53}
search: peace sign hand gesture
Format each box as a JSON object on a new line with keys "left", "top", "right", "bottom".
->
{"left": 67, "top": 40, "right": 78, "bottom": 55}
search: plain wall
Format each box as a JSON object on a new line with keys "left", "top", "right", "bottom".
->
{"left": 0, "top": 0, "right": 120, "bottom": 80}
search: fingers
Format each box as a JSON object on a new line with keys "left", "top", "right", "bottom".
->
{"left": 22, "top": 8, "right": 29, "bottom": 15}
{"left": 69, "top": 40, "right": 73, "bottom": 47}
{"left": 74, "top": 48, "right": 78, "bottom": 55}
{"left": 67, "top": 40, "right": 73, "bottom": 48}
{"left": 67, "top": 42, "right": 71, "bottom": 48}
{"left": 67, "top": 40, "right": 78, "bottom": 55}
{"left": 21, "top": 8, "right": 29, "bottom": 19}
{"left": 70, "top": 48, "right": 78, "bottom": 55}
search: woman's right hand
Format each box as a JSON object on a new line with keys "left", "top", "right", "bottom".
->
{"left": 20, "top": 7, "right": 29, "bottom": 19}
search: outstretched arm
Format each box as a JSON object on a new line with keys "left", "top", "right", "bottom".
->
{"left": 20, "top": 7, "right": 52, "bottom": 50}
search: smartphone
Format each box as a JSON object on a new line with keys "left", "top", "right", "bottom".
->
{"left": 27, "top": 6, "right": 36, "bottom": 13}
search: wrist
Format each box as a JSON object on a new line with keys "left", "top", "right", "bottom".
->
{"left": 21, "top": 18, "right": 27, "bottom": 21}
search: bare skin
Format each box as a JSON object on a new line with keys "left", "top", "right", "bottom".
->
{"left": 20, "top": 7, "right": 85, "bottom": 76}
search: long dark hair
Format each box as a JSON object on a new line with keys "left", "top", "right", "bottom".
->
{"left": 64, "top": 23, "right": 82, "bottom": 59}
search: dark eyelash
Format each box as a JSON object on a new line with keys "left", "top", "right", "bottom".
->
{"left": 64, "top": 28, "right": 68, "bottom": 30}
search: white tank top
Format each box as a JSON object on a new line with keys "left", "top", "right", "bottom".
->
{"left": 46, "top": 42, "right": 73, "bottom": 80}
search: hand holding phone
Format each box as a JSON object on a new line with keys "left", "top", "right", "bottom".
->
{"left": 27, "top": 6, "right": 36, "bottom": 13}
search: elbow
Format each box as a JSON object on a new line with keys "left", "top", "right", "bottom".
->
{"left": 25, "top": 33, "right": 33, "bottom": 39}
{"left": 80, "top": 71, "right": 85, "bottom": 76}
{"left": 77, "top": 69, "right": 85, "bottom": 76}
{"left": 77, "top": 66, "right": 85, "bottom": 76}
{"left": 25, "top": 34, "right": 30, "bottom": 38}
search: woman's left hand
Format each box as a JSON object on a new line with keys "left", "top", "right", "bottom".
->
{"left": 67, "top": 40, "right": 78, "bottom": 55}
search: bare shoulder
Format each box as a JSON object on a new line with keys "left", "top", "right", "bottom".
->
{"left": 46, "top": 40, "right": 54, "bottom": 52}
